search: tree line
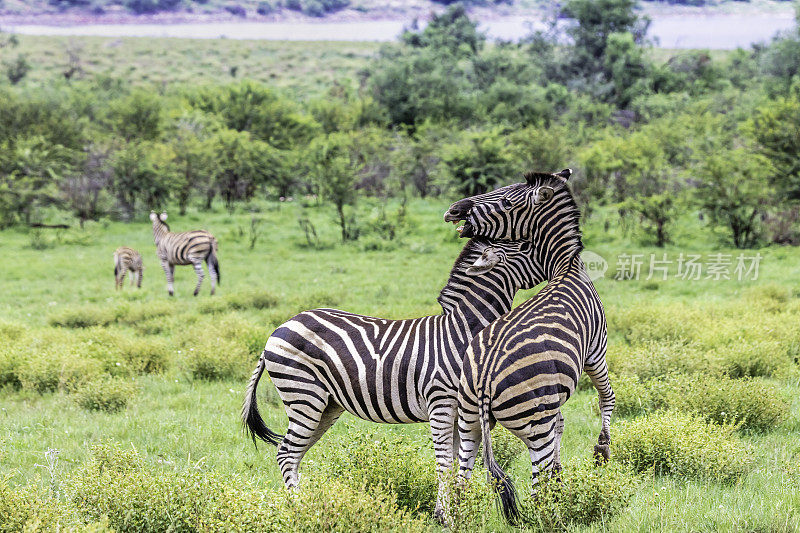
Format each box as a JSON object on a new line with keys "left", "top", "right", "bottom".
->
{"left": 2, "top": 0, "right": 800, "bottom": 247}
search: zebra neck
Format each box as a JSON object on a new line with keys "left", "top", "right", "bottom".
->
{"left": 152, "top": 224, "right": 169, "bottom": 244}
{"left": 438, "top": 272, "right": 516, "bottom": 326}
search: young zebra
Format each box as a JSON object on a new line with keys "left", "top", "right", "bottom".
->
{"left": 444, "top": 170, "right": 614, "bottom": 521}
{"left": 113, "top": 246, "right": 143, "bottom": 289}
{"left": 243, "top": 237, "right": 544, "bottom": 520}
{"left": 150, "top": 212, "right": 220, "bottom": 297}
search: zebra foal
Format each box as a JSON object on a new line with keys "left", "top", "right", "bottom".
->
{"left": 150, "top": 212, "right": 220, "bottom": 297}
{"left": 113, "top": 247, "right": 143, "bottom": 289}
{"left": 444, "top": 170, "right": 614, "bottom": 521}
{"left": 243, "top": 237, "right": 544, "bottom": 520}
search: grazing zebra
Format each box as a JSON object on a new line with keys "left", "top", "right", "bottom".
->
{"left": 149, "top": 212, "right": 220, "bottom": 297}
{"left": 444, "top": 170, "right": 614, "bottom": 521}
{"left": 243, "top": 237, "right": 544, "bottom": 520}
{"left": 113, "top": 246, "right": 143, "bottom": 289}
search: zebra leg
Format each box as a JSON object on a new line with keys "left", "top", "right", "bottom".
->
{"left": 136, "top": 269, "right": 142, "bottom": 289}
{"left": 551, "top": 410, "right": 564, "bottom": 475}
{"left": 207, "top": 257, "right": 217, "bottom": 296}
{"left": 523, "top": 417, "right": 558, "bottom": 496}
{"left": 455, "top": 400, "right": 482, "bottom": 482}
{"left": 585, "top": 356, "right": 615, "bottom": 465}
{"left": 191, "top": 260, "right": 205, "bottom": 297}
{"left": 161, "top": 260, "right": 175, "bottom": 296}
{"left": 428, "top": 400, "right": 457, "bottom": 524}
{"left": 277, "top": 400, "right": 344, "bottom": 488}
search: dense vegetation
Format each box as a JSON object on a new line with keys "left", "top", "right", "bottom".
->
{"left": 2, "top": 0, "right": 800, "bottom": 531}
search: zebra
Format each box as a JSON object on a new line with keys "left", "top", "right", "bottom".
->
{"left": 149, "top": 212, "right": 220, "bottom": 297}
{"left": 113, "top": 246, "right": 143, "bottom": 289}
{"left": 444, "top": 170, "right": 614, "bottom": 521}
{"left": 243, "top": 237, "right": 545, "bottom": 520}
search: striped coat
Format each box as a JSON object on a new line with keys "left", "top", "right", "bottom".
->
{"left": 150, "top": 212, "right": 220, "bottom": 297}
{"left": 243, "top": 237, "right": 544, "bottom": 519}
{"left": 445, "top": 171, "right": 614, "bottom": 521}
{"left": 113, "top": 246, "right": 143, "bottom": 289}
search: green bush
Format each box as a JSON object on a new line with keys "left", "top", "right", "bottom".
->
{"left": 17, "top": 353, "right": 102, "bottom": 393}
{"left": 72, "top": 442, "right": 426, "bottom": 533}
{"left": 607, "top": 340, "right": 722, "bottom": 380}
{"left": 519, "top": 460, "right": 638, "bottom": 530}
{"left": 312, "top": 431, "right": 438, "bottom": 514}
{"left": 613, "top": 373, "right": 789, "bottom": 432}
{"left": 199, "top": 290, "right": 278, "bottom": 314}
{"left": 117, "top": 337, "right": 169, "bottom": 374}
{"left": 184, "top": 338, "right": 252, "bottom": 381}
{"left": 613, "top": 412, "right": 752, "bottom": 483}
{"left": 0, "top": 346, "right": 21, "bottom": 389}
{"left": 72, "top": 375, "right": 137, "bottom": 413}
{"left": 48, "top": 305, "right": 119, "bottom": 328}
{"left": 0, "top": 475, "right": 83, "bottom": 532}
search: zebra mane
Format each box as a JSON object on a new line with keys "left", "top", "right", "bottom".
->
{"left": 437, "top": 238, "right": 487, "bottom": 312}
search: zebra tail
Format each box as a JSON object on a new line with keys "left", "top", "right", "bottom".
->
{"left": 242, "top": 351, "right": 283, "bottom": 448}
{"left": 480, "top": 400, "right": 519, "bottom": 523}
{"left": 208, "top": 249, "right": 220, "bottom": 285}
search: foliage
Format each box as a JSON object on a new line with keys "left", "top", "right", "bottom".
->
{"left": 72, "top": 375, "right": 137, "bottom": 412}
{"left": 613, "top": 411, "right": 753, "bottom": 483}
{"left": 518, "top": 460, "right": 638, "bottom": 530}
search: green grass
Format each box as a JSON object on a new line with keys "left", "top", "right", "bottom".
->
{"left": 2, "top": 198, "right": 800, "bottom": 531}
{"left": 11, "top": 35, "right": 380, "bottom": 97}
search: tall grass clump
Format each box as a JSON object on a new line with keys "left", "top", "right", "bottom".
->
{"left": 48, "top": 305, "right": 120, "bottom": 328}
{"left": 0, "top": 474, "right": 83, "bottom": 532}
{"left": 71, "top": 442, "right": 427, "bottom": 533}
{"left": 613, "top": 412, "right": 752, "bottom": 483}
{"left": 72, "top": 375, "right": 137, "bottom": 413}
{"left": 613, "top": 373, "right": 789, "bottom": 432}
{"left": 311, "top": 431, "right": 438, "bottom": 514}
{"left": 518, "top": 460, "right": 638, "bottom": 531}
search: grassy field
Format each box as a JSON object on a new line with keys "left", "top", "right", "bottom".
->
{"left": 10, "top": 35, "right": 380, "bottom": 96}
{"left": 2, "top": 197, "right": 800, "bottom": 531}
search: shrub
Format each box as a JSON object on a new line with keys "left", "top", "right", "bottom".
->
{"left": 312, "top": 431, "right": 438, "bottom": 514}
{"left": 716, "top": 339, "right": 793, "bottom": 379}
{"left": 72, "top": 442, "right": 426, "bottom": 533}
{"left": 613, "top": 373, "right": 789, "bottom": 432}
{"left": 0, "top": 346, "right": 21, "bottom": 389}
{"left": 0, "top": 475, "right": 82, "bottom": 532}
{"left": 72, "top": 375, "right": 137, "bottom": 413}
{"left": 224, "top": 3, "right": 246, "bottom": 16}
{"left": 17, "top": 353, "right": 102, "bottom": 393}
{"left": 256, "top": 1, "right": 276, "bottom": 14}
{"left": 519, "top": 460, "right": 638, "bottom": 530}
{"left": 606, "top": 340, "right": 722, "bottom": 380}
{"left": 184, "top": 338, "right": 252, "bottom": 381}
{"left": 48, "top": 305, "right": 118, "bottom": 328}
{"left": 118, "top": 338, "right": 169, "bottom": 374}
{"left": 116, "top": 301, "right": 175, "bottom": 325}
{"left": 199, "top": 291, "right": 278, "bottom": 314}
{"left": 613, "top": 412, "right": 752, "bottom": 483}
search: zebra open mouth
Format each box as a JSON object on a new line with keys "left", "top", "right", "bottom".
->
{"left": 453, "top": 220, "right": 474, "bottom": 238}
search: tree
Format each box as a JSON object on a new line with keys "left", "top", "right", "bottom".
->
{"left": 168, "top": 113, "right": 220, "bottom": 215}
{"left": 108, "top": 90, "right": 163, "bottom": 142}
{"left": 309, "top": 133, "right": 362, "bottom": 242}
{"left": 439, "top": 127, "right": 515, "bottom": 196}
{"left": 111, "top": 141, "right": 175, "bottom": 219}
{"left": 746, "top": 92, "right": 800, "bottom": 201}
{"left": 61, "top": 144, "right": 113, "bottom": 227}
{"left": 0, "top": 136, "right": 76, "bottom": 225}
{"left": 695, "top": 148, "right": 774, "bottom": 249}
{"left": 211, "top": 129, "right": 272, "bottom": 212}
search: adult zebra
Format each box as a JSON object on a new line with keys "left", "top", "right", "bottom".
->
{"left": 444, "top": 170, "right": 614, "bottom": 521}
{"left": 243, "top": 237, "right": 544, "bottom": 520}
{"left": 113, "top": 246, "right": 143, "bottom": 289}
{"left": 150, "top": 212, "right": 220, "bottom": 297}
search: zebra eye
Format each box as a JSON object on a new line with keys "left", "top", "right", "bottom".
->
{"left": 501, "top": 197, "right": 512, "bottom": 209}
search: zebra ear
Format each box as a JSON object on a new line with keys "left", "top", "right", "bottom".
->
{"left": 466, "top": 249, "right": 501, "bottom": 276}
{"left": 555, "top": 168, "right": 572, "bottom": 181}
{"left": 159, "top": 213, "right": 168, "bottom": 221}
{"left": 149, "top": 212, "right": 157, "bottom": 222}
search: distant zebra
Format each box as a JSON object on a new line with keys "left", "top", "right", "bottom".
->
{"left": 113, "top": 247, "right": 143, "bottom": 289}
{"left": 445, "top": 170, "right": 614, "bottom": 521}
{"left": 243, "top": 237, "right": 544, "bottom": 520}
{"left": 149, "top": 212, "right": 220, "bottom": 297}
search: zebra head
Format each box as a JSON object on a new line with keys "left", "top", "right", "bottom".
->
{"left": 467, "top": 239, "right": 542, "bottom": 290}
{"left": 444, "top": 169, "right": 573, "bottom": 241}
{"left": 150, "top": 211, "right": 170, "bottom": 242}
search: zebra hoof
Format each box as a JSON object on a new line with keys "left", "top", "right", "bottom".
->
{"left": 593, "top": 444, "right": 610, "bottom": 465}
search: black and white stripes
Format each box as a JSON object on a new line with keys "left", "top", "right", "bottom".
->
{"left": 113, "top": 246, "right": 143, "bottom": 289}
{"left": 445, "top": 170, "right": 614, "bottom": 521}
{"left": 243, "top": 237, "right": 543, "bottom": 519}
{"left": 150, "top": 211, "right": 220, "bottom": 297}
